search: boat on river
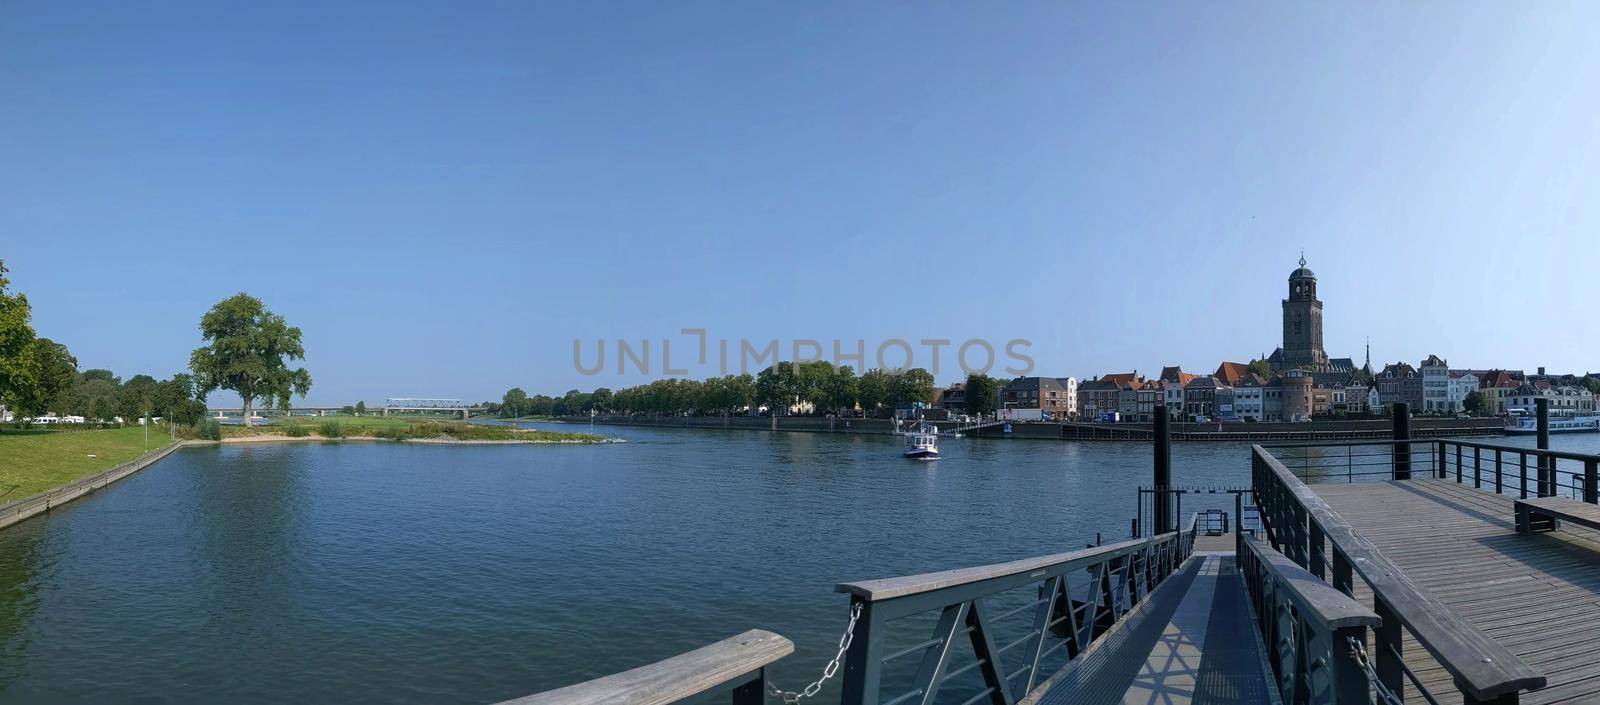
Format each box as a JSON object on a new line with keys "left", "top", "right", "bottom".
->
{"left": 1505, "top": 412, "right": 1600, "bottom": 434}
{"left": 901, "top": 421, "right": 940, "bottom": 460}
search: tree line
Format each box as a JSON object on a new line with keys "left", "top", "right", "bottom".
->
{"left": 0, "top": 260, "right": 313, "bottom": 428}
{"left": 498, "top": 362, "right": 952, "bottom": 418}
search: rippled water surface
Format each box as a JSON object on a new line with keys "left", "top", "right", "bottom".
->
{"left": 1, "top": 425, "right": 1594, "bottom": 703}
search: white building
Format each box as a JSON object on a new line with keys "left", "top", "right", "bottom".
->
{"left": 1421, "top": 354, "right": 1451, "bottom": 412}
{"left": 1233, "top": 377, "right": 1264, "bottom": 422}
{"left": 1162, "top": 382, "right": 1184, "bottom": 420}
{"left": 1504, "top": 383, "right": 1596, "bottom": 415}
{"left": 1448, "top": 372, "right": 1479, "bottom": 413}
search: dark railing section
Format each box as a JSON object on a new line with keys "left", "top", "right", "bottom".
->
{"left": 834, "top": 517, "right": 1198, "bottom": 705}
{"left": 497, "top": 629, "right": 792, "bottom": 705}
{"left": 1259, "top": 439, "right": 1439, "bottom": 485}
{"left": 1237, "top": 532, "right": 1378, "bottom": 705}
{"left": 1437, "top": 439, "right": 1600, "bottom": 502}
{"left": 1251, "top": 445, "right": 1545, "bottom": 704}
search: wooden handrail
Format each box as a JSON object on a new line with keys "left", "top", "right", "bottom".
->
{"left": 835, "top": 533, "right": 1159, "bottom": 602}
{"left": 1252, "top": 445, "right": 1546, "bottom": 701}
{"left": 497, "top": 630, "right": 792, "bottom": 705}
{"left": 1240, "top": 533, "right": 1377, "bottom": 630}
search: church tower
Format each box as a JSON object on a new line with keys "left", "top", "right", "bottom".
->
{"left": 1280, "top": 256, "right": 1328, "bottom": 371}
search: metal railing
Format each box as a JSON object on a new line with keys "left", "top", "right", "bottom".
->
{"left": 1238, "top": 532, "right": 1378, "bottom": 705}
{"left": 1436, "top": 439, "right": 1600, "bottom": 502}
{"left": 496, "top": 630, "right": 792, "bottom": 705}
{"left": 1251, "top": 445, "right": 1545, "bottom": 704}
{"left": 833, "top": 516, "right": 1198, "bottom": 705}
{"left": 1259, "top": 439, "right": 1439, "bottom": 485}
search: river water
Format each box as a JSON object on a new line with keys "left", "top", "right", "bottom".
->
{"left": 0, "top": 424, "right": 1595, "bottom": 703}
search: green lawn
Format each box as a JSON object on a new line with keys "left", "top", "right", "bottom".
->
{"left": 0, "top": 426, "right": 175, "bottom": 501}
{"left": 271, "top": 414, "right": 410, "bottom": 429}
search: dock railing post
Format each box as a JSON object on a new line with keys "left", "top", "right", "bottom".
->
{"left": 1537, "top": 398, "right": 1551, "bottom": 496}
{"left": 838, "top": 597, "right": 881, "bottom": 705}
{"left": 1154, "top": 412, "right": 1172, "bottom": 534}
{"left": 1392, "top": 402, "right": 1412, "bottom": 480}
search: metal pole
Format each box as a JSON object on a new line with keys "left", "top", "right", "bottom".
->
{"left": 1392, "top": 402, "right": 1412, "bottom": 480}
{"left": 1537, "top": 397, "right": 1551, "bottom": 496}
{"left": 1154, "top": 412, "right": 1172, "bottom": 534}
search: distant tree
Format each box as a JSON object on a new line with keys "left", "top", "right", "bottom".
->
{"left": 80, "top": 369, "right": 120, "bottom": 386}
{"left": 590, "top": 387, "right": 613, "bottom": 413}
{"left": 0, "top": 261, "right": 36, "bottom": 414}
{"left": 858, "top": 369, "right": 891, "bottom": 416}
{"left": 889, "top": 368, "right": 936, "bottom": 408}
{"left": 501, "top": 387, "right": 529, "bottom": 417}
{"left": 117, "top": 374, "right": 159, "bottom": 420}
{"left": 1583, "top": 377, "right": 1600, "bottom": 396}
{"left": 825, "top": 366, "right": 859, "bottom": 415}
{"left": 355, "top": 400, "right": 366, "bottom": 416}
{"left": 964, "top": 374, "right": 1004, "bottom": 416}
{"left": 66, "top": 378, "right": 120, "bottom": 421}
{"left": 154, "top": 373, "right": 207, "bottom": 426}
{"left": 16, "top": 337, "right": 76, "bottom": 416}
{"left": 755, "top": 363, "right": 800, "bottom": 415}
{"left": 189, "top": 293, "right": 312, "bottom": 427}
{"left": 528, "top": 394, "right": 554, "bottom": 416}
{"left": 1246, "top": 359, "right": 1273, "bottom": 381}
{"left": 1463, "top": 390, "right": 1485, "bottom": 416}
{"left": 341, "top": 405, "right": 356, "bottom": 415}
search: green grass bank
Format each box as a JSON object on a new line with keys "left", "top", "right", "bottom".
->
{"left": 0, "top": 426, "right": 175, "bottom": 501}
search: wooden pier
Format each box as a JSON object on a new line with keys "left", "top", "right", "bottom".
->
{"left": 505, "top": 404, "right": 1599, "bottom": 705}
{"left": 1314, "top": 478, "right": 1600, "bottom": 704}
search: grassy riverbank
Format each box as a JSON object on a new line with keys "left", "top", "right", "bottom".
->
{"left": 0, "top": 426, "right": 175, "bottom": 500}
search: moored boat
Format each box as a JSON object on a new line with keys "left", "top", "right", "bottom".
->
{"left": 1505, "top": 413, "right": 1600, "bottom": 434}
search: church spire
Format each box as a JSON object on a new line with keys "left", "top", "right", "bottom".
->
{"left": 1299, "top": 250, "right": 1306, "bottom": 268}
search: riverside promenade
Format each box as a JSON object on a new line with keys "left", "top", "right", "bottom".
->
{"left": 516, "top": 402, "right": 1600, "bottom": 705}
{"left": 568, "top": 413, "right": 1504, "bottom": 442}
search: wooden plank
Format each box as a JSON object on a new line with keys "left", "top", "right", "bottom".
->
{"left": 498, "top": 630, "right": 792, "bottom": 705}
{"left": 1310, "top": 477, "right": 1600, "bottom": 705}
{"left": 1254, "top": 452, "right": 1547, "bottom": 702}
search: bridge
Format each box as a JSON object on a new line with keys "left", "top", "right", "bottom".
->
{"left": 380, "top": 398, "right": 485, "bottom": 419}
{"left": 500, "top": 399, "right": 1599, "bottom": 705}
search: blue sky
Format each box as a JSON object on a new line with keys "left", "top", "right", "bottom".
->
{"left": 2, "top": 2, "right": 1598, "bottom": 405}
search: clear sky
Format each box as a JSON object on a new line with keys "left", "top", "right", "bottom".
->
{"left": 3, "top": 2, "right": 1598, "bottom": 406}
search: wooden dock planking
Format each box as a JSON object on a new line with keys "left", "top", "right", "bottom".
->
{"left": 1311, "top": 478, "right": 1600, "bottom": 705}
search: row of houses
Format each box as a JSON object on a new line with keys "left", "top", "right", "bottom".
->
{"left": 947, "top": 358, "right": 1597, "bottom": 423}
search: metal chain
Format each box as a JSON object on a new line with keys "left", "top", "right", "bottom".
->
{"left": 1346, "top": 636, "right": 1404, "bottom": 705}
{"left": 769, "top": 603, "right": 863, "bottom": 704}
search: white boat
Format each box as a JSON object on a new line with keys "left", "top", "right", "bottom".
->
{"left": 902, "top": 421, "right": 941, "bottom": 460}
{"left": 1505, "top": 413, "right": 1600, "bottom": 435}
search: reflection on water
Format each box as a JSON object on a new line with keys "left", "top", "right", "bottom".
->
{"left": 0, "top": 427, "right": 1591, "bottom": 703}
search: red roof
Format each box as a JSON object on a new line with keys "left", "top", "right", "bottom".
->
{"left": 1215, "top": 362, "right": 1252, "bottom": 385}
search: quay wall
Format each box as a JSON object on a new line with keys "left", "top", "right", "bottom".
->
{"left": 568, "top": 415, "right": 1505, "bottom": 442}
{"left": 0, "top": 439, "right": 209, "bottom": 531}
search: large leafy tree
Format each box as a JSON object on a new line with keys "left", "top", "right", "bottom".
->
{"left": 858, "top": 369, "right": 891, "bottom": 416}
{"left": 16, "top": 337, "right": 76, "bottom": 416}
{"left": 964, "top": 374, "right": 1003, "bottom": 416}
{"left": 0, "top": 261, "right": 37, "bottom": 413}
{"left": 890, "top": 368, "right": 936, "bottom": 407}
{"left": 66, "top": 377, "right": 120, "bottom": 421}
{"left": 189, "top": 293, "right": 312, "bottom": 426}
{"left": 501, "top": 387, "right": 529, "bottom": 417}
{"left": 154, "top": 373, "right": 207, "bottom": 425}
{"left": 118, "top": 374, "right": 159, "bottom": 421}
